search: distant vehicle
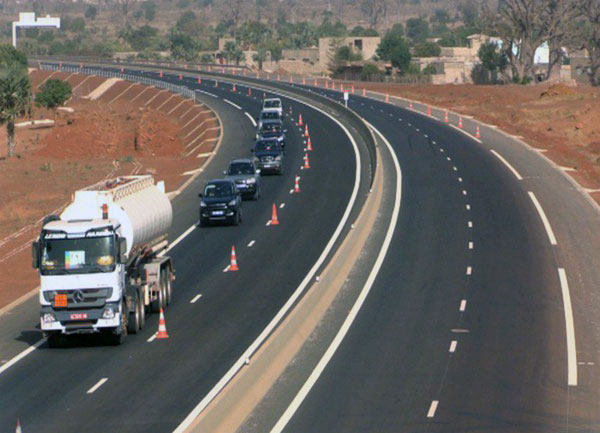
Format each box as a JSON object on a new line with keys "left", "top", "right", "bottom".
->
{"left": 224, "top": 159, "right": 261, "bottom": 200}
{"left": 32, "top": 176, "right": 175, "bottom": 346}
{"left": 253, "top": 139, "right": 284, "bottom": 175}
{"left": 257, "top": 119, "right": 286, "bottom": 149}
{"left": 257, "top": 108, "right": 282, "bottom": 129}
{"left": 262, "top": 98, "right": 283, "bottom": 118}
{"left": 199, "top": 179, "right": 243, "bottom": 226}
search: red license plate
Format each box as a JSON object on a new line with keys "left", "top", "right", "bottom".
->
{"left": 70, "top": 313, "right": 88, "bottom": 320}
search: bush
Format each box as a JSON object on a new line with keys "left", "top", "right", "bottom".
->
{"left": 414, "top": 42, "right": 441, "bottom": 57}
{"left": 471, "top": 63, "right": 491, "bottom": 84}
{"left": 361, "top": 63, "right": 383, "bottom": 81}
{"left": 36, "top": 79, "right": 71, "bottom": 111}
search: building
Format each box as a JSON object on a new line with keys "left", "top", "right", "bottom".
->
{"left": 318, "top": 37, "right": 381, "bottom": 70}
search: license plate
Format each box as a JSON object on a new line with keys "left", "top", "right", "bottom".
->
{"left": 212, "top": 210, "right": 224, "bottom": 216}
{"left": 263, "top": 164, "right": 272, "bottom": 168}
{"left": 54, "top": 294, "right": 67, "bottom": 307}
{"left": 70, "top": 313, "right": 88, "bottom": 320}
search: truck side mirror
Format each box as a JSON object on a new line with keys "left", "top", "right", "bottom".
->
{"left": 118, "top": 238, "right": 127, "bottom": 264}
{"left": 32, "top": 241, "right": 40, "bottom": 269}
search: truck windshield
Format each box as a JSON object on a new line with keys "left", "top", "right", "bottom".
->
{"left": 41, "top": 235, "right": 116, "bottom": 275}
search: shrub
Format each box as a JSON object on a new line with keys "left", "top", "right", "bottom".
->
{"left": 36, "top": 79, "right": 72, "bottom": 111}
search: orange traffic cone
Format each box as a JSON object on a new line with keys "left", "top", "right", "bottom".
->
{"left": 304, "top": 125, "right": 309, "bottom": 137}
{"left": 444, "top": 111, "right": 449, "bottom": 123}
{"left": 385, "top": 93, "right": 389, "bottom": 103}
{"left": 314, "top": 79, "right": 318, "bottom": 86}
{"left": 229, "top": 246, "right": 239, "bottom": 271}
{"left": 458, "top": 116, "right": 463, "bottom": 129}
{"left": 304, "top": 153, "right": 311, "bottom": 169}
{"left": 294, "top": 176, "right": 301, "bottom": 193}
{"left": 198, "top": 77, "right": 202, "bottom": 84}
{"left": 351, "top": 85, "right": 355, "bottom": 93}
{"left": 277, "top": 74, "right": 281, "bottom": 81}
{"left": 363, "top": 88, "right": 366, "bottom": 97}
{"left": 341, "top": 83, "right": 344, "bottom": 92}
{"left": 289, "top": 76, "right": 293, "bottom": 83}
{"left": 427, "top": 105, "right": 431, "bottom": 116}
{"left": 179, "top": 74, "right": 182, "bottom": 80}
{"left": 307, "top": 137, "right": 313, "bottom": 151}
{"left": 159, "top": 70, "right": 163, "bottom": 78}
{"left": 298, "top": 114, "right": 303, "bottom": 126}
{"left": 409, "top": 101, "right": 413, "bottom": 109}
{"left": 248, "top": 87, "right": 252, "bottom": 96}
{"left": 476, "top": 125, "right": 481, "bottom": 139}
{"left": 325, "top": 81, "right": 329, "bottom": 89}
{"left": 332, "top": 82, "right": 336, "bottom": 90}
{"left": 271, "top": 203, "right": 279, "bottom": 225}
{"left": 302, "top": 77, "right": 306, "bottom": 85}
{"left": 156, "top": 308, "right": 169, "bottom": 339}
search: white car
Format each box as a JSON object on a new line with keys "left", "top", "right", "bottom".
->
{"left": 262, "top": 98, "right": 283, "bottom": 118}
{"left": 257, "top": 108, "right": 282, "bottom": 129}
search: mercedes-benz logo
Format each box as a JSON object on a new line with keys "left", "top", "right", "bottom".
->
{"left": 73, "top": 290, "right": 84, "bottom": 303}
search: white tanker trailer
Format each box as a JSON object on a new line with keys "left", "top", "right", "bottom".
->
{"left": 32, "top": 176, "right": 175, "bottom": 346}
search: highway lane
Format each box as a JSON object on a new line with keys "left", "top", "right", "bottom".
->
{"left": 0, "top": 68, "right": 369, "bottom": 432}
{"left": 243, "top": 85, "right": 586, "bottom": 432}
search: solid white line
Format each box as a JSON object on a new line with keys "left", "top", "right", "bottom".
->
{"left": 528, "top": 192, "right": 558, "bottom": 245}
{"left": 87, "top": 378, "right": 108, "bottom": 394}
{"left": 197, "top": 89, "right": 218, "bottom": 98}
{"left": 466, "top": 266, "right": 472, "bottom": 275}
{"left": 147, "top": 333, "right": 157, "bottom": 343}
{"left": 269, "top": 121, "right": 402, "bottom": 433}
{"left": 468, "top": 241, "right": 473, "bottom": 250}
{"left": 174, "top": 85, "right": 364, "bottom": 433}
{"left": 427, "top": 400, "right": 439, "bottom": 418}
{"left": 245, "top": 112, "right": 257, "bottom": 127}
{"left": 449, "top": 340, "right": 457, "bottom": 353}
{"left": 0, "top": 339, "right": 44, "bottom": 376}
{"left": 247, "top": 240, "right": 255, "bottom": 247}
{"left": 160, "top": 224, "right": 196, "bottom": 256}
{"left": 190, "top": 294, "right": 202, "bottom": 304}
{"left": 224, "top": 98, "right": 242, "bottom": 110}
{"left": 450, "top": 123, "right": 483, "bottom": 144}
{"left": 459, "top": 299, "right": 467, "bottom": 312}
{"left": 558, "top": 268, "right": 578, "bottom": 386}
{"left": 490, "top": 149, "right": 523, "bottom": 180}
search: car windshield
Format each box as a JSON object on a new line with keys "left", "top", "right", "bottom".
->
{"left": 228, "top": 162, "right": 254, "bottom": 175}
{"left": 204, "top": 183, "right": 233, "bottom": 198}
{"left": 255, "top": 140, "right": 280, "bottom": 152}
{"left": 264, "top": 100, "right": 281, "bottom": 109}
{"left": 261, "top": 123, "right": 282, "bottom": 134}
{"left": 261, "top": 111, "right": 279, "bottom": 120}
{"left": 41, "top": 234, "right": 116, "bottom": 275}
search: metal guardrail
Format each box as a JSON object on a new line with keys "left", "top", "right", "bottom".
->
{"left": 39, "top": 62, "right": 196, "bottom": 100}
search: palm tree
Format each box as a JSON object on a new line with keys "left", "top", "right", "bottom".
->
{"left": 0, "top": 63, "right": 32, "bottom": 157}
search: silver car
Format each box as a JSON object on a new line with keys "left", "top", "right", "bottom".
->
{"left": 224, "top": 159, "right": 261, "bottom": 200}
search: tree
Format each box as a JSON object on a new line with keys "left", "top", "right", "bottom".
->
{"left": 36, "top": 79, "right": 71, "bottom": 116}
{"left": 477, "top": 41, "right": 508, "bottom": 83}
{"left": 222, "top": 41, "right": 244, "bottom": 64}
{"left": 126, "top": 25, "right": 158, "bottom": 51}
{"left": 406, "top": 17, "right": 429, "bottom": 42}
{"left": 85, "top": 5, "right": 98, "bottom": 21}
{"left": 361, "top": 63, "right": 383, "bottom": 81}
{"left": 376, "top": 30, "right": 411, "bottom": 72}
{"left": 360, "top": 0, "right": 386, "bottom": 29}
{"left": 169, "top": 31, "right": 198, "bottom": 61}
{"left": 142, "top": 1, "right": 156, "bottom": 21}
{"left": 572, "top": 0, "right": 600, "bottom": 86}
{"left": 0, "top": 45, "right": 28, "bottom": 69}
{"left": 0, "top": 52, "right": 32, "bottom": 157}
{"left": 543, "top": 0, "right": 579, "bottom": 81}
{"left": 432, "top": 8, "right": 450, "bottom": 24}
{"left": 252, "top": 45, "right": 267, "bottom": 69}
{"left": 414, "top": 41, "right": 441, "bottom": 57}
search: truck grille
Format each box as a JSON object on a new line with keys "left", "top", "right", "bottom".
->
{"left": 49, "top": 288, "right": 112, "bottom": 309}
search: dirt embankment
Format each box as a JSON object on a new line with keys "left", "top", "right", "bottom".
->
{"left": 0, "top": 70, "right": 221, "bottom": 309}
{"left": 358, "top": 81, "right": 600, "bottom": 191}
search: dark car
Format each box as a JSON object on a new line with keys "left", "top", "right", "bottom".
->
{"left": 256, "top": 119, "right": 286, "bottom": 149}
{"left": 252, "top": 139, "right": 284, "bottom": 175}
{"left": 198, "top": 179, "right": 243, "bottom": 226}
{"left": 224, "top": 159, "right": 261, "bottom": 200}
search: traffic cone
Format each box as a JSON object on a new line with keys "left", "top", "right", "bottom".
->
{"left": 444, "top": 111, "right": 449, "bottom": 123}
{"left": 159, "top": 70, "right": 163, "bottom": 78}
{"left": 351, "top": 85, "right": 355, "bottom": 93}
{"left": 303, "top": 77, "right": 306, "bottom": 85}
{"left": 179, "top": 74, "right": 182, "bottom": 80}
{"left": 156, "top": 308, "right": 169, "bottom": 339}
{"left": 307, "top": 137, "right": 313, "bottom": 151}
{"left": 221, "top": 67, "right": 225, "bottom": 74}
{"left": 229, "top": 246, "right": 239, "bottom": 271}
{"left": 277, "top": 74, "right": 280, "bottom": 81}
{"left": 16, "top": 418, "right": 22, "bottom": 433}
{"left": 314, "top": 79, "right": 318, "bottom": 86}
{"left": 458, "top": 116, "right": 463, "bottom": 129}
{"left": 248, "top": 87, "right": 252, "bottom": 96}
{"left": 233, "top": 83, "right": 236, "bottom": 92}
{"left": 476, "top": 125, "right": 481, "bottom": 139}
{"left": 325, "top": 81, "right": 329, "bottom": 89}
{"left": 385, "top": 93, "right": 389, "bottom": 103}
{"left": 298, "top": 114, "right": 303, "bottom": 126}
{"left": 332, "top": 82, "right": 336, "bottom": 90}
{"left": 409, "top": 101, "right": 413, "bottom": 109}
{"left": 289, "top": 76, "right": 293, "bottom": 83}
{"left": 271, "top": 203, "right": 279, "bottom": 225}
{"left": 304, "top": 152, "right": 311, "bottom": 169}
{"left": 340, "top": 83, "right": 344, "bottom": 92}
{"left": 304, "top": 124, "right": 309, "bottom": 137}
{"left": 294, "top": 176, "right": 301, "bottom": 193}
{"left": 363, "top": 88, "right": 366, "bottom": 97}
{"left": 215, "top": 80, "right": 218, "bottom": 87}
{"left": 198, "top": 77, "right": 202, "bottom": 84}
{"left": 427, "top": 105, "right": 431, "bottom": 116}
{"left": 232, "top": 69, "right": 236, "bottom": 75}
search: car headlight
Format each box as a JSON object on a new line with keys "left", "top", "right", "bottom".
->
{"left": 275, "top": 155, "right": 282, "bottom": 161}
{"left": 42, "top": 313, "right": 55, "bottom": 324}
{"left": 246, "top": 178, "right": 256, "bottom": 184}
{"left": 200, "top": 201, "right": 207, "bottom": 208}
{"left": 43, "top": 291, "right": 57, "bottom": 302}
{"left": 102, "top": 307, "right": 116, "bottom": 319}
{"left": 228, "top": 199, "right": 237, "bottom": 206}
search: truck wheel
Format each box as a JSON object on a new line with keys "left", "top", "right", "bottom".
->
{"left": 138, "top": 290, "right": 145, "bottom": 329}
{"left": 160, "top": 270, "right": 168, "bottom": 308}
{"left": 112, "top": 302, "right": 127, "bottom": 345}
{"left": 127, "top": 294, "right": 140, "bottom": 334}
{"left": 165, "top": 270, "right": 172, "bottom": 306}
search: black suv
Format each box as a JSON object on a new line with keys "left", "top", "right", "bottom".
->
{"left": 199, "top": 179, "right": 243, "bottom": 226}
{"left": 253, "top": 139, "right": 284, "bottom": 175}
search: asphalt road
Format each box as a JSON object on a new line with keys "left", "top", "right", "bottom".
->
{"left": 0, "top": 68, "right": 369, "bottom": 432}
{"left": 255, "top": 84, "right": 600, "bottom": 432}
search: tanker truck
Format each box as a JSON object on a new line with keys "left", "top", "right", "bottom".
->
{"left": 32, "top": 175, "right": 175, "bottom": 346}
